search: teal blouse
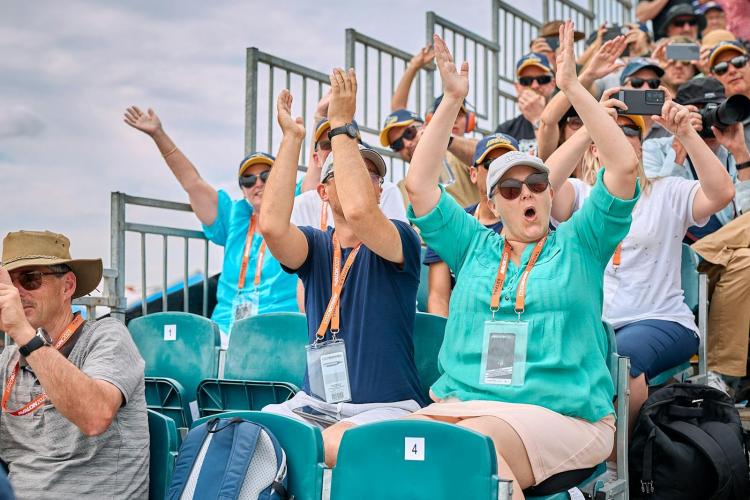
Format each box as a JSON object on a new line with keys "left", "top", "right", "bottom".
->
{"left": 408, "top": 169, "right": 640, "bottom": 422}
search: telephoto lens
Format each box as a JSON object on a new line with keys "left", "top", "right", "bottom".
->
{"left": 699, "top": 95, "right": 750, "bottom": 138}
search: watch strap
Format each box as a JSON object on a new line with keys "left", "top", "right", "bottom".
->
{"left": 736, "top": 160, "right": 750, "bottom": 171}
{"left": 19, "top": 335, "right": 46, "bottom": 357}
{"left": 328, "top": 123, "right": 356, "bottom": 140}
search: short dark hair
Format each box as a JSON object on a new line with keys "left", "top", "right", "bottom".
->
{"left": 48, "top": 264, "right": 72, "bottom": 274}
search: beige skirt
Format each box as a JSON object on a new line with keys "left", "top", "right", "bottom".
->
{"left": 415, "top": 400, "right": 615, "bottom": 484}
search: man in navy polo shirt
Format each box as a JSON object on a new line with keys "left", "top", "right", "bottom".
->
{"left": 260, "top": 71, "right": 425, "bottom": 467}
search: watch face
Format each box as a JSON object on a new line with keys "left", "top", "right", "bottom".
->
{"left": 37, "top": 328, "right": 52, "bottom": 344}
{"left": 345, "top": 123, "right": 358, "bottom": 138}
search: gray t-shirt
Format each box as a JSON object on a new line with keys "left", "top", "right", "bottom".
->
{"left": 0, "top": 317, "right": 149, "bottom": 499}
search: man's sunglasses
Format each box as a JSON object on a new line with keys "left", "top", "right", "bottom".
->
{"left": 518, "top": 74, "right": 553, "bottom": 87}
{"left": 627, "top": 77, "right": 661, "bottom": 89}
{"left": 389, "top": 126, "right": 418, "bottom": 152}
{"left": 315, "top": 139, "right": 332, "bottom": 152}
{"left": 619, "top": 124, "right": 642, "bottom": 138}
{"left": 12, "top": 270, "right": 68, "bottom": 291}
{"left": 670, "top": 17, "right": 698, "bottom": 28}
{"left": 492, "top": 172, "right": 550, "bottom": 200}
{"left": 239, "top": 170, "right": 271, "bottom": 188}
{"left": 565, "top": 116, "right": 584, "bottom": 130}
{"left": 712, "top": 55, "right": 748, "bottom": 76}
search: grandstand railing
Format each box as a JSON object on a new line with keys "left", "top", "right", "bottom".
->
{"left": 110, "top": 192, "right": 211, "bottom": 322}
{"left": 594, "top": 0, "right": 634, "bottom": 28}
{"left": 426, "top": 11, "right": 500, "bottom": 136}
{"left": 544, "top": 0, "right": 595, "bottom": 38}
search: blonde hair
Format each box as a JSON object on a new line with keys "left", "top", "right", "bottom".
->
{"left": 581, "top": 144, "right": 652, "bottom": 193}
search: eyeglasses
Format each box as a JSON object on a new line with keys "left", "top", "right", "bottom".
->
{"left": 315, "top": 139, "right": 332, "bottom": 152}
{"left": 627, "top": 77, "right": 661, "bottom": 89}
{"left": 518, "top": 74, "right": 553, "bottom": 87}
{"left": 239, "top": 170, "right": 270, "bottom": 188}
{"left": 670, "top": 17, "right": 698, "bottom": 28}
{"left": 619, "top": 124, "right": 642, "bottom": 137}
{"left": 493, "top": 172, "right": 550, "bottom": 200}
{"left": 711, "top": 55, "right": 748, "bottom": 76}
{"left": 389, "top": 126, "right": 418, "bottom": 152}
{"left": 11, "top": 270, "right": 68, "bottom": 291}
{"left": 565, "top": 116, "right": 584, "bottom": 130}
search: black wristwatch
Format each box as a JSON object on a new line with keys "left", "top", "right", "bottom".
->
{"left": 736, "top": 160, "right": 750, "bottom": 171}
{"left": 328, "top": 123, "right": 358, "bottom": 140}
{"left": 19, "top": 328, "right": 51, "bottom": 357}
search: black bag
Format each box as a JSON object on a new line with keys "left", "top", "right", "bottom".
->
{"left": 629, "top": 383, "right": 750, "bottom": 499}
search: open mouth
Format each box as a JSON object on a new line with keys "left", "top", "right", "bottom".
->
{"left": 523, "top": 206, "right": 537, "bottom": 222}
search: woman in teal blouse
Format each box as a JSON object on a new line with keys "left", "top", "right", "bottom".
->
{"left": 404, "top": 23, "right": 640, "bottom": 495}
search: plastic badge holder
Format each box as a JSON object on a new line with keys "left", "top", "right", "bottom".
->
{"left": 480, "top": 320, "right": 528, "bottom": 386}
{"left": 305, "top": 338, "right": 351, "bottom": 403}
{"left": 232, "top": 287, "right": 260, "bottom": 322}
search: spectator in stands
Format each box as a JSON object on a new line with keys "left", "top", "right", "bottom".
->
{"left": 697, "top": 29, "right": 738, "bottom": 75}
{"left": 260, "top": 79, "right": 425, "bottom": 467}
{"left": 621, "top": 58, "right": 670, "bottom": 139}
{"left": 642, "top": 77, "right": 750, "bottom": 392}
{"left": 546, "top": 84, "right": 734, "bottom": 429}
{"left": 424, "top": 133, "right": 517, "bottom": 317}
{"left": 0, "top": 230, "right": 148, "bottom": 498}
{"left": 698, "top": 2, "right": 726, "bottom": 36}
{"left": 652, "top": 36, "right": 700, "bottom": 96}
{"left": 638, "top": 1, "right": 704, "bottom": 41}
{"left": 495, "top": 52, "right": 556, "bottom": 154}
{"left": 124, "top": 107, "right": 298, "bottom": 346}
{"left": 404, "top": 24, "right": 638, "bottom": 496}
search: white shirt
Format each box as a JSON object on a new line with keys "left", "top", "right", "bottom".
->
{"left": 290, "top": 180, "right": 408, "bottom": 228}
{"left": 570, "top": 176, "right": 707, "bottom": 333}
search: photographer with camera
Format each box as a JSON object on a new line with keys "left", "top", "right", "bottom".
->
{"left": 643, "top": 77, "right": 750, "bottom": 393}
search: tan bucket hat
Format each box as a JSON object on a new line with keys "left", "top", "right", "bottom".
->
{"left": 1, "top": 230, "right": 103, "bottom": 299}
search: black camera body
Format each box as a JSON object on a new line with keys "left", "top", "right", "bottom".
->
{"left": 698, "top": 94, "right": 750, "bottom": 138}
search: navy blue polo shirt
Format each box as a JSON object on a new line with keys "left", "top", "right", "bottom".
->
{"left": 288, "top": 221, "right": 426, "bottom": 406}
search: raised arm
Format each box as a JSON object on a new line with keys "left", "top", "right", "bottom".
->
{"left": 124, "top": 107, "right": 218, "bottom": 225}
{"left": 258, "top": 90, "right": 309, "bottom": 269}
{"left": 636, "top": 0, "right": 669, "bottom": 22}
{"left": 392, "top": 46, "right": 434, "bottom": 111}
{"left": 653, "top": 101, "right": 736, "bottom": 220}
{"left": 405, "top": 34, "right": 468, "bottom": 216}
{"left": 557, "top": 21, "right": 638, "bottom": 200}
{"left": 447, "top": 135, "right": 479, "bottom": 165}
{"left": 300, "top": 91, "right": 332, "bottom": 193}
{"left": 329, "top": 68, "right": 405, "bottom": 264}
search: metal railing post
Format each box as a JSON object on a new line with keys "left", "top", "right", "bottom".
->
{"left": 245, "top": 47, "right": 259, "bottom": 155}
{"left": 110, "top": 192, "right": 126, "bottom": 322}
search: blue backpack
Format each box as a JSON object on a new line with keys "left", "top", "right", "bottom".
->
{"left": 167, "top": 417, "right": 290, "bottom": 500}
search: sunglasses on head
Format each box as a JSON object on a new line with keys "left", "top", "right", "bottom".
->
{"left": 627, "top": 77, "right": 661, "bottom": 89}
{"left": 671, "top": 17, "right": 698, "bottom": 28}
{"left": 12, "top": 270, "right": 68, "bottom": 291}
{"left": 239, "top": 170, "right": 270, "bottom": 188}
{"left": 492, "top": 172, "right": 550, "bottom": 200}
{"left": 619, "top": 124, "right": 642, "bottom": 137}
{"left": 518, "top": 74, "right": 553, "bottom": 87}
{"left": 565, "top": 116, "right": 584, "bottom": 130}
{"left": 389, "top": 126, "right": 418, "bottom": 152}
{"left": 712, "top": 55, "right": 748, "bottom": 76}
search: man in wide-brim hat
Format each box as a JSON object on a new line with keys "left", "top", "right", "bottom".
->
{"left": 0, "top": 230, "right": 149, "bottom": 498}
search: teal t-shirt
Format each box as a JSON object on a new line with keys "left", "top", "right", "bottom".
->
{"left": 202, "top": 190, "right": 298, "bottom": 333}
{"left": 407, "top": 169, "right": 640, "bottom": 422}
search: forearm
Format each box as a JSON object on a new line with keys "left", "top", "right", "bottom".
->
{"left": 330, "top": 136, "right": 378, "bottom": 219}
{"left": 427, "top": 263, "right": 451, "bottom": 317}
{"left": 405, "top": 97, "right": 462, "bottom": 216}
{"left": 260, "top": 134, "right": 303, "bottom": 237}
{"left": 636, "top": 0, "right": 669, "bottom": 22}
{"left": 577, "top": 42, "right": 599, "bottom": 68}
{"left": 26, "top": 347, "right": 119, "bottom": 436}
{"left": 391, "top": 65, "right": 419, "bottom": 111}
{"left": 682, "top": 133, "right": 735, "bottom": 200}
{"left": 536, "top": 121, "right": 561, "bottom": 161}
{"left": 546, "top": 127, "right": 592, "bottom": 189}
{"left": 447, "top": 136, "right": 478, "bottom": 165}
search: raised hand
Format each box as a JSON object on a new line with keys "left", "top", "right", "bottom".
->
{"left": 409, "top": 45, "right": 435, "bottom": 70}
{"left": 123, "top": 106, "right": 162, "bottom": 136}
{"left": 0, "top": 268, "right": 33, "bottom": 343}
{"left": 652, "top": 98, "right": 695, "bottom": 138}
{"left": 433, "top": 34, "right": 469, "bottom": 101}
{"left": 713, "top": 122, "right": 749, "bottom": 158}
{"left": 518, "top": 89, "right": 546, "bottom": 123}
{"left": 328, "top": 68, "right": 357, "bottom": 128}
{"left": 314, "top": 90, "right": 332, "bottom": 121}
{"left": 556, "top": 21, "right": 580, "bottom": 92}
{"left": 599, "top": 86, "right": 628, "bottom": 120}
{"left": 584, "top": 35, "right": 627, "bottom": 80}
{"left": 277, "top": 89, "right": 305, "bottom": 138}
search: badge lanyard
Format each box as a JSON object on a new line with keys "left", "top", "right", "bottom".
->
{"left": 490, "top": 236, "right": 547, "bottom": 321}
{"left": 314, "top": 233, "right": 361, "bottom": 342}
{"left": 2, "top": 314, "right": 85, "bottom": 416}
{"left": 612, "top": 242, "right": 622, "bottom": 270}
{"left": 237, "top": 215, "right": 267, "bottom": 290}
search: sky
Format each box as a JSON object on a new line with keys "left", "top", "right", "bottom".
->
{"left": 0, "top": 0, "right": 551, "bottom": 298}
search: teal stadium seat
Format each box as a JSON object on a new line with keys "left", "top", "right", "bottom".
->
{"left": 412, "top": 312, "right": 446, "bottom": 401}
{"left": 191, "top": 411, "right": 326, "bottom": 500}
{"left": 129, "top": 312, "right": 221, "bottom": 427}
{"left": 197, "top": 312, "right": 308, "bottom": 416}
{"left": 148, "top": 409, "right": 179, "bottom": 500}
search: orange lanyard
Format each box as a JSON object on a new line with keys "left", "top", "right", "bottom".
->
{"left": 237, "top": 215, "right": 267, "bottom": 290}
{"left": 320, "top": 201, "right": 329, "bottom": 231}
{"left": 490, "top": 236, "right": 547, "bottom": 318}
{"left": 612, "top": 242, "right": 622, "bottom": 270}
{"left": 2, "top": 314, "right": 84, "bottom": 416}
{"left": 314, "top": 233, "right": 361, "bottom": 341}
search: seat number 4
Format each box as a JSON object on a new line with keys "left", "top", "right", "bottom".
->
{"left": 404, "top": 437, "right": 425, "bottom": 461}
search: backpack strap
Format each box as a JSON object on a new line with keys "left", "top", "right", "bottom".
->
{"left": 167, "top": 420, "right": 212, "bottom": 500}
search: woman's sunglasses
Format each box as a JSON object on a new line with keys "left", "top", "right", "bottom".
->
{"left": 565, "top": 116, "right": 584, "bottom": 130}
{"left": 518, "top": 74, "right": 553, "bottom": 87}
{"left": 389, "top": 126, "right": 418, "bottom": 152}
{"left": 493, "top": 172, "right": 550, "bottom": 200}
{"left": 627, "top": 77, "right": 661, "bottom": 89}
{"left": 12, "top": 270, "right": 68, "bottom": 291}
{"left": 239, "top": 170, "right": 271, "bottom": 188}
{"left": 712, "top": 55, "right": 748, "bottom": 76}
{"left": 620, "top": 124, "right": 642, "bottom": 137}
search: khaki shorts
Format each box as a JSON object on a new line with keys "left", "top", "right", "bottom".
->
{"left": 415, "top": 400, "right": 615, "bottom": 484}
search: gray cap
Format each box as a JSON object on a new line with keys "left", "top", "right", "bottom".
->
{"left": 485, "top": 151, "right": 550, "bottom": 195}
{"left": 320, "top": 144, "right": 388, "bottom": 183}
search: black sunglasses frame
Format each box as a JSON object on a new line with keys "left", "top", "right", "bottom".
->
{"left": 518, "top": 74, "right": 553, "bottom": 87}
{"left": 492, "top": 172, "right": 550, "bottom": 200}
{"left": 389, "top": 125, "right": 418, "bottom": 152}
{"left": 711, "top": 55, "right": 748, "bottom": 76}
{"left": 627, "top": 77, "right": 662, "bottom": 89}
{"left": 239, "top": 169, "right": 271, "bottom": 188}
{"left": 13, "top": 271, "right": 68, "bottom": 291}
